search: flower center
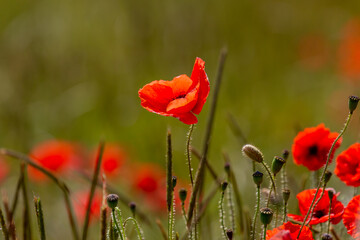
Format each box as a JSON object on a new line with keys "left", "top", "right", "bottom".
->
{"left": 313, "top": 210, "right": 327, "bottom": 218}
{"left": 308, "top": 145, "right": 318, "bottom": 156}
{"left": 175, "top": 94, "right": 186, "bottom": 99}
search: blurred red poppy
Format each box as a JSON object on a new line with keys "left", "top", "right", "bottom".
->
{"left": 29, "top": 140, "right": 83, "bottom": 180}
{"left": 138, "top": 57, "right": 209, "bottom": 124}
{"left": 266, "top": 222, "right": 313, "bottom": 240}
{"left": 343, "top": 195, "right": 360, "bottom": 239}
{"left": 73, "top": 191, "right": 102, "bottom": 223}
{"left": 298, "top": 33, "right": 329, "bottom": 70}
{"left": 338, "top": 18, "right": 360, "bottom": 83}
{"left": 292, "top": 123, "right": 342, "bottom": 171}
{"left": 288, "top": 188, "right": 344, "bottom": 225}
{"left": 92, "top": 143, "right": 127, "bottom": 177}
{"left": 335, "top": 143, "right": 360, "bottom": 187}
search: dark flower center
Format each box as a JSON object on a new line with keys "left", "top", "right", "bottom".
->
{"left": 308, "top": 145, "right": 318, "bottom": 156}
{"left": 313, "top": 210, "right": 327, "bottom": 218}
{"left": 173, "top": 94, "right": 186, "bottom": 100}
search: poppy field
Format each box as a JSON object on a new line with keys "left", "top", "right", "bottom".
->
{"left": 1, "top": 1, "right": 360, "bottom": 240}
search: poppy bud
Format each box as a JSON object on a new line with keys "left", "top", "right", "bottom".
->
{"left": 224, "top": 162, "right": 230, "bottom": 174}
{"left": 324, "top": 170, "right": 332, "bottom": 184}
{"left": 178, "top": 188, "right": 187, "bottom": 203}
{"left": 271, "top": 156, "right": 285, "bottom": 176}
{"left": 252, "top": 171, "right": 263, "bottom": 187}
{"left": 129, "top": 202, "right": 136, "bottom": 216}
{"left": 226, "top": 229, "right": 233, "bottom": 240}
{"left": 282, "top": 149, "right": 289, "bottom": 160}
{"left": 172, "top": 176, "right": 177, "bottom": 189}
{"left": 349, "top": 95, "right": 360, "bottom": 114}
{"left": 282, "top": 189, "right": 290, "bottom": 203}
{"left": 107, "top": 194, "right": 119, "bottom": 209}
{"left": 321, "top": 233, "right": 333, "bottom": 240}
{"left": 221, "top": 181, "right": 228, "bottom": 192}
{"left": 242, "top": 144, "right": 264, "bottom": 163}
{"left": 328, "top": 189, "right": 334, "bottom": 200}
{"left": 260, "top": 207, "right": 273, "bottom": 226}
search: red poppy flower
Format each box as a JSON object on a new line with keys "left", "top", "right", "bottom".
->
{"left": 338, "top": 18, "right": 360, "bottom": 83}
{"left": 288, "top": 188, "right": 344, "bottom": 225}
{"left": 292, "top": 123, "right": 342, "bottom": 171}
{"left": 73, "top": 191, "right": 102, "bottom": 223}
{"left": 138, "top": 57, "right": 209, "bottom": 124}
{"left": 343, "top": 195, "right": 360, "bottom": 239}
{"left": 335, "top": 143, "right": 360, "bottom": 187}
{"left": 92, "top": 143, "right": 127, "bottom": 177}
{"left": 29, "top": 140, "right": 82, "bottom": 180}
{"left": 266, "top": 222, "right": 313, "bottom": 240}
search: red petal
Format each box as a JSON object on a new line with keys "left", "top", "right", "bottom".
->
{"left": 174, "top": 112, "right": 198, "bottom": 125}
{"left": 191, "top": 57, "right": 210, "bottom": 114}
{"left": 167, "top": 74, "right": 194, "bottom": 98}
{"left": 166, "top": 87, "right": 199, "bottom": 114}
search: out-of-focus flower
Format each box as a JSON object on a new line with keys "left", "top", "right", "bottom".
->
{"left": 138, "top": 57, "right": 209, "bottom": 124}
{"left": 288, "top": 188, "right": 344, "bottom": 225}
{"left": 29, "top": 140, "right": 83, "bottom": 180}
{"left": 343, "top": 195, "right": 360, "bottom": 239}
{"left": 0, "top": 157, "right": 9, "bottom": 183}
{"left": 335, "top": 143, "right": 360, "bottom": 187}
{"left": 338, "top": 18, "right": 360, "bottom": 83}
{"left": 92, "top": 143, "right": 127, "bottom": 177}
{"left": 266, "top": 222, "right": 313, "bottom": 240}
{"left": 292, "top": 124, "right": 342, "bottom": 171}
{"left": 298, "top": 33, "right": 329, "bottom": 70}
{"left": 73, "top": 191, "right": 102, "bottom": 223}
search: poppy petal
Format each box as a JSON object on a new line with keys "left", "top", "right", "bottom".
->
{"left": 175, "top": 112, "right": 198, "bottom": 124}
{"left": 191, "top": 57, "right": 210, "bottom": 114}
{"left": 167, "top": 74, "right": 194, "bottom": 98}
{"left": 166, "top": 87, "right": 199, "bottom": 114}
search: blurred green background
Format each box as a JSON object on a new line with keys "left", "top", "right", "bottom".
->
{"left": 1, "top": 0, "right": 360, "bottom": 239}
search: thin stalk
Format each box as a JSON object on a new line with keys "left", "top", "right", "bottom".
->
{"left": 330, "top": 227, "right": 340, "bottom": 240}
{"left": 9, "top": 169, "right": 24, "bottom": 221}
{"left": 100, "top": 207, "right": 107, "bottom": 240}
{"left": 82, "top": 141, "right": 105, "bottom": 240}
{"left": 21, "top": 163, "right": 32, "bottom": 240}
{"left": 112, "top": 209, "right": 123, "bottom": 240}
{"left": 297, "top": 112, "right": 353, "bottom": 239}
{"left": 252, "top": 187, "right": 260, "bottom": 240}
{"left": 156, "top": 219, "right": 168, "bottom": 240}
{"left": 226, "top": 182, "right": 235, "bottom": 232}
{"left": 187, "top": 47, "right": 227, "bottom": 227}
{"left": 261, "top": 162, "right": 276, "bottom": 195}
{"left": 283, "top": 201, "right": 288, "bottom": 224}
{"left": 166, "top": 130, "right": 173, "bottom": 240}
{"left": 266, "top": 182, "right": 273, "bottom": 208}
{"left": 306, "top": 182, "right": 327, "bottom": 226}
{"left": 186, "top": 124, "right": 195, "bottom": 187}
{"left": 263, "top": 225, "right": 267, "bottom": 240}
{"left": 327, "top": 197, "right": 333, "bottom": 234}
{"left": 219, "top": 189, "right": 227, "bottom": 239}
{"left": 34, "top": 197, "right": 46, "bottom": 240}
{"left": 123, "top": 217, "right": 145, "bottom": 240}
{"left": 0, "top": 148, "right": 80, "bottom": 240}
{"left": 281, "top": 163, "right": 287, "bottom": 192}
{"left": 109, "top": 218, "right": 116, "bottom": 240}
{"left": 0, "top": 207, "right": 9, "bottom": 240}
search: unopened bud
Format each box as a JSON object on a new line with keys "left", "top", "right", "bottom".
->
{"left": 271, "top": 156, "right": 285, "bottom": 176}
{"left": 282, "top": 149, "right": 289, "bottom": 160}
{"left": 107, "top": 194, "right": 119, "bottom": 209}
{"left": 226, "top": 229, "right": 233, "bottom": 240}
{"left": 172, "top": 176, "right": 177, "bottom": 189}
{"left": 260, "top": 207, "right": 273, "bottom": 226}
{"left": 328, "top": 189, "right": 334, "bottom": 201}
{"left": 282, "top": 189, "right": 290, "bottom": 203}
{"left": 129, "top": 202, "right": 136, "bottom": 216}
{"left": 324, "top": 170, "right": 332, "bottom": 184}
{"left": 321, "top": 233, "right": 333, "bottom": 240}
{"left": 221, "top": 181, "right": 228, "bottom": 192}
{"left": 242, "top": 144, "right": 264, "bottom": 163}
{"left": 349, "top": 95, "right": 360, "bottom": 114}
{"left": 178, "top": 188, "right": 187, "bottom": 203}
{"left": 252, "top": 171, "right": 263, "bottom": 187}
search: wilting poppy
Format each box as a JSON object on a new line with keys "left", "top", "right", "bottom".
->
{"left": 292, "top": 123, "right": 342, "bottom": 171}
{"left": 343, "top": 195, "right": 360, "bottom": 239}
{"left": 29, "top": 140, "right": 83, "bottom": 180}
{"left": 73, "top": 191, "right": 102, "bottom": 223}
{"left": 335, "top": 143, "right": 360, "bottom": 187}
{"left": 92, "top": 143, "right": 127, "bottom": 177}
{"left": 266, "top": 222, "right": 313, "bottom": 240}
{"left": 138, "top": 57, "right": 209, "bottom": 124}
{"left": 288, "top": 188, "right": 344, "bottom": 225}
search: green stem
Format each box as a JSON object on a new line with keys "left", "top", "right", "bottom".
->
{"left": 0, "top": 207, "right": 9, "bottom": 240}
{"left": 219, "top": 190, "right": 227, "bottom": 239}
{"left": 263, "top": 224, "right": 267, "bottom": 240}
{"left": 252, "top": 187, "right": 260, "bottom": 240}
{"left": 20, "top": 164, "right": 32, "bottom": 240}
{"left": 261, "top": 162, "right": 276, "bottom": 195}
{"left": 306, "top": 182, "right": 327, "bottom": 226}
{"left": 112, "top": 209, "right": 124, "bottom": 240}
{"left": 34, "top": 197, "right": 46, "bottom": 240}
{"left": 283, "top": 201, "right": 288, "bottom": 224}
{"left": 266, "top": 182, "right": 273, "bottom": 208}
{"left": 186, "top": 124, "right": 195, "bottom": 187}
{"left": 123, "top": 217, "right": 145, "bottom": 240}
{"left": 327, "top": 197, "right": 333, "bottom": 234}
{"left": 297, "top": 112, "right": 352, "bottom": 239}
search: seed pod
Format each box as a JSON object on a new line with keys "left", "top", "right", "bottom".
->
{"left": 349, "top": 95, "right": 360, "bottom": 114}
{"left": 221, "top": 181, "right": 228, "bottom": 192}
{"left": 321, "top": 233, "right": 333, "bottom": 240}
{"left": 328, "top": 189, "right": 335, "bottom": 200}
{"left": 242, "top": 144, "right": 264, "bottom": 163}
{"left": 172, "top": 176, "right": 177, "bottom": 189}
{"left": 226, "top": 229, "right": 233, "bottom": 240}
{"left": 129, "top": 202, "right": 136, "bottom": 216}
{"left": 282, "top": 149, "right": 289, "bottom": 161}
{"left": 178, "top": 188, "right": 187, "bottom": 203}
{"left": 107, "top": 194, "right": 119, "bottom": 209}
{"left": 271, "top": 156, "right": 285, "bottom": 176}
{"left": 260, "top": 207, "right": 273, "bottom": 226}
{"left": 324, "top": 170, "right": 332, "bottom": 184}
{"left": 282, "top": 189, "right": 290, "bottom": 203}
{"left": 252, "top": 171, "right": 263, "bottom": 187}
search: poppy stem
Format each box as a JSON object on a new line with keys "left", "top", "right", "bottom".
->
{"left": 225, "top": 173, "right": 235, "bottom": 232}
{"left": 263, "top": 224, "right": 267, "bottom": 240}
{"left": 166, "top": 130, "right": 174, "bottom": 240}
{"left": 297, "top": 112, "right": 353, "bottom": 239}
{"left": 123, "top": 217, "right": 145, "bottom": 240}
{"left": 261, "top": 162, "right": 276, "bottom": 196}
{"left": 186, "top": 124, "right": 195, "bottom": 187}
{"left": 186, "top": 47, "right": 227, "bottom": 228}
{"left": 20, "top": 163, "right": 32, "bottom": 240}
{"left": 112, "top": 209, "right": 124, "bottom": 240}
{"left": 327, "top": 196, "right": 333, "bottom": 234}
{"left": 156, "top": 219, "right": 168, "bottom": 240}
{"left": 82, "top": 141, "right": 105, "bottom": 240}
{"left": 0, "top": 207, "right": 9, "bottom": 240}
{"left": 251, "top": 186, "right": 261, "bottom": 240}
{"left": 219, "top": 186, "right": 227, "bottom": 239}
{"left": 100, "top": 206, "right": 107, "bottom": 240}
{"left": 34, "top": 196, "right": 46, "bottom": 240}
{"left": 305, "top": 182, "right": 327, "bottom": 226}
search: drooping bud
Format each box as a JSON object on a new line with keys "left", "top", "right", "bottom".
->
{"left": 178, "top": 188, "right": 187, "bottom": 203}
{"left": 328, "top": 189, "right": 334, "bottom": 201}
{"left": 107, "top": 194, "right": 119, "bottom": 209}
{"left": 252, "top": 171, "right": 263, "bottom": 187}
{"left": 324, "top": 170, "right": 332, "bottom": 184}
{"left": 271, "top": 156, "right": 285, "bottom": 176}
{"left": 172, "top": 176, "right": 177, "bottom": 189}
{"left": 282, "top": 149, "right": 289, "bottom": 161}
{"left": 260, "top": 207, "right": 273, "bottom": 226}
{"left": 242, "top": 144, "right": 264, "bottom": 163}
{"left": 349, "top": 95, "right": 360, "bottom": 114}
{"left": 282, "top": 189, "right": 290, "bottom": 203}
{"left": 221, "top": 181, "right": 228, "bottom": 192}
{"left": 226, "top": 229, "right": 233, "bottom": 240}
{"left": 321, "top": 233, "right": 333, "bottom": 240}
{"left": 129, "top": 202, "right": 136, "bottom": 217}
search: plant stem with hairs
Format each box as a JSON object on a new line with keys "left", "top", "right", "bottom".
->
{"left": 252, "top": 186, "right": 261, "bottom": 240}
{"left": 0, "top": 207, "right": 9, "bottom": 240}
{"left": 123, "top": 217, "right": 145, "bottom": 240}
{"left": 186, "top": 124, "right": 195, "bottom": 187}
{"left": 34, "top": 197, "right": 46, "bottom": 240}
